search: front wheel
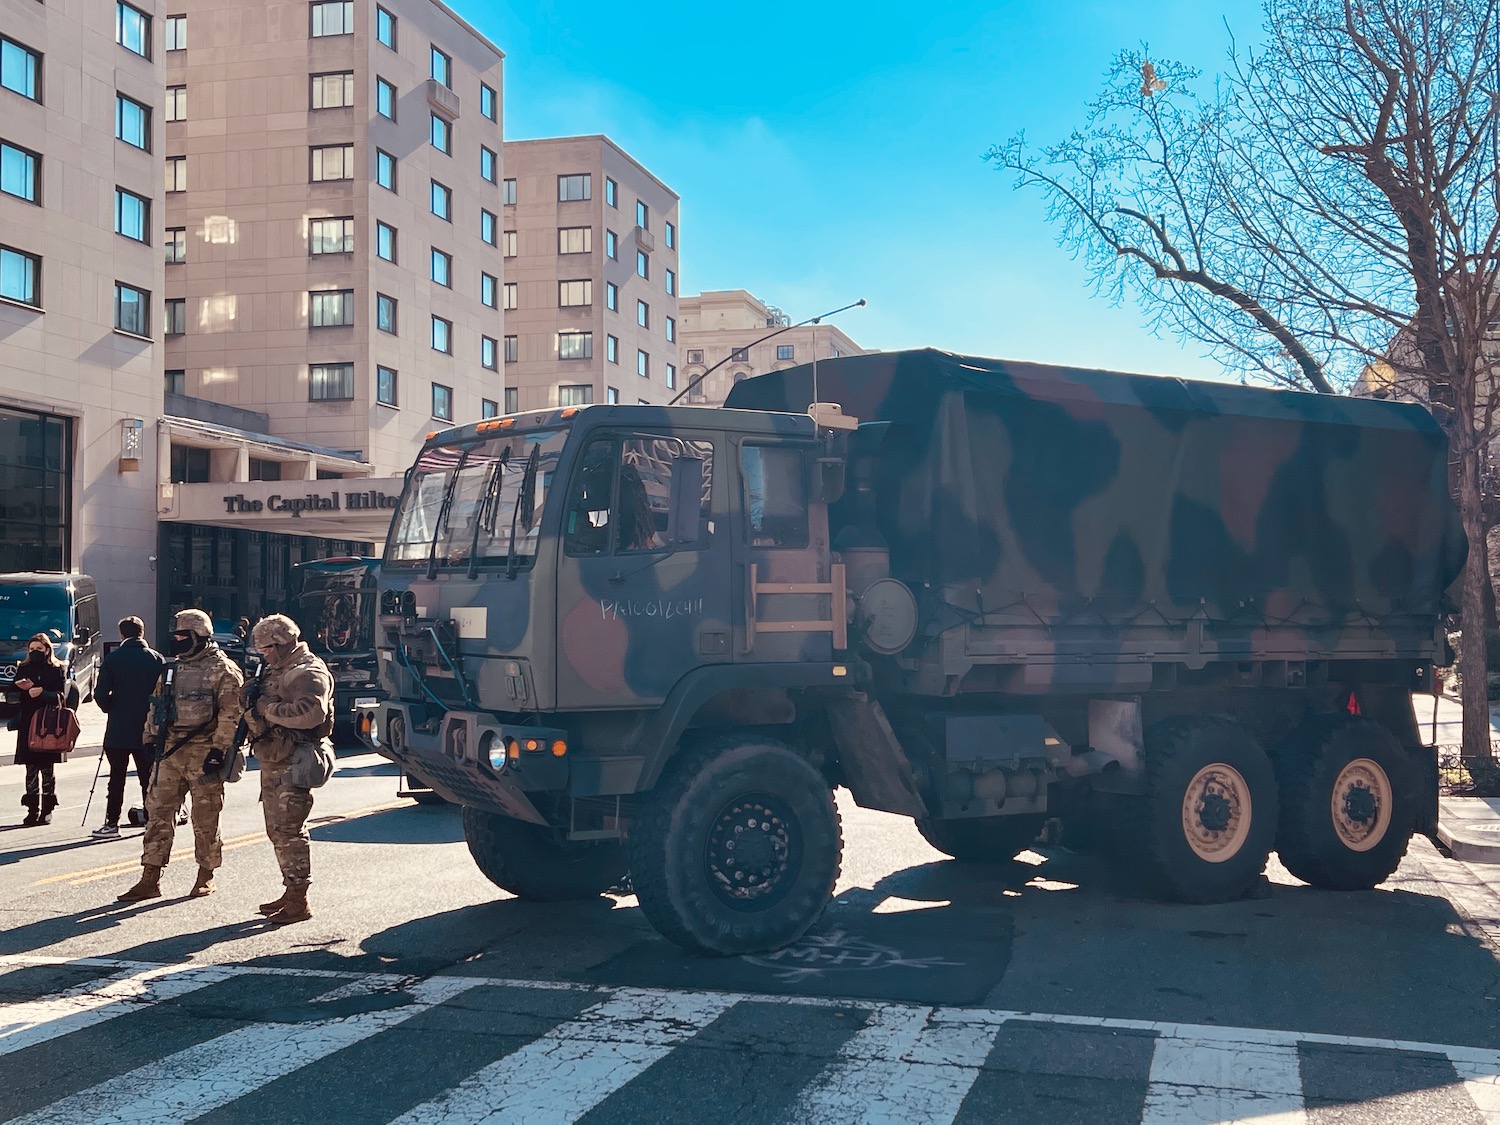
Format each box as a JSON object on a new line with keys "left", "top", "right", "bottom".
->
{"left": 629, "top": 737, "right": 842, "bottom": 955}
{"left": 462, "top": 807, "right": 627, "bottom": 901}
{"left": 917, "top": 814, "right": 1045, "bottom": 862}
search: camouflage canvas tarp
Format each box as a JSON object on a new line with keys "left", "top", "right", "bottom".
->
{"left": 725, "top": 349, "right": 1466, "bottom": 625}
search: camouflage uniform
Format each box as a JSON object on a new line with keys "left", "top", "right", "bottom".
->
{"left": 246, "top": 614, "right": 333, "bottom": 912}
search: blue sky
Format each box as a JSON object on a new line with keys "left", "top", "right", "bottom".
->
{"left": 457, "top": 1, "right": 1268, "bottom": 380}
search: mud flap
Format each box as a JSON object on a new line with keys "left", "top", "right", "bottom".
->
{"left": 825, "top": 692, "right": 929, "bottom": 818}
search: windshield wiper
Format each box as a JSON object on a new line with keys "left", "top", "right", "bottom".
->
{"left": 506, "top": 445, "right": 541, "bottom": 581}
{"left": 466, "top": 448, "right": 510, "bottom": 580}
{"left": 425, "top": 449, "right": 470, "bottom": 580}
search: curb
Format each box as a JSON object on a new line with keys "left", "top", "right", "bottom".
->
{"left": 1436, "top": 821, "right": 1500, "bottom": 864}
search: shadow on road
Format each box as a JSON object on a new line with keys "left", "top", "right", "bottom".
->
{"left": 309, "top": 804, "right": 462, "bottom": 846}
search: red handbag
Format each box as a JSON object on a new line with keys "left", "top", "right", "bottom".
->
{"left": 28, "top": 704, "right": 81, "bottom": 755}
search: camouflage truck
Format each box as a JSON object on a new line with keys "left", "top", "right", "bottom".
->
{"left": 360, "top": 349, "right": 1465, "bottom": 955}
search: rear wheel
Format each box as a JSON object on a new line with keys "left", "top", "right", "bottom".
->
{"left": 462, "top": 806, "right": 627, "bottom": 901}
{"left": 1273, "top": 716, "right": 1414, "bottom": 890}
{"left": 629, "top": 737, "right": 842, "bottom": 955}
{"left": 1124, "top": 716, "right": 1278, "bottom": 903}
{"left": 916, "top": 814, "right": 1046, "bottom": 862}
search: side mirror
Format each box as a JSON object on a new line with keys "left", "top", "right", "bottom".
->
{"left": 810, "top": 456, "right": 846, "bottom": 505}
{"left": 665, "top": 456, "right": 705, "bottom": 545}
{"left": 74, "top": 624, "right": 91, "bottom": 644}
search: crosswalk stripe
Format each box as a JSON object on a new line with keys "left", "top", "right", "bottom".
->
{"left": 7, "top": 974, "right": 479, "bottom": 1125}
{"left": 1142, "top": 1035, "right": 1305, "bottom": 1125}
{"left": 387, "top": 987, "right": 739, "bottom": 1125}
{"left": 0, "top": 964, "right": 235, "bottom": 1058}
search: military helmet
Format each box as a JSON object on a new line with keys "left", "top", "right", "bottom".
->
{"left": 173, "top": 609, "right": 214, "bottom": 638}
{"left": 252, "top": 613, "right": 301, "bottom": 648}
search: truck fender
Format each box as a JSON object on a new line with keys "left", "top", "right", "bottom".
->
{"left": 824, "top": 692, "right": 929, "bottom": 818}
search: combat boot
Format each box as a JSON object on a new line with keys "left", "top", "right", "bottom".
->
{"left": 267, "top": 886, "right": 311, "bottom": 925}
{"left": 117, "top": 864, "right": 163, "bottom": 902}
{"left": 257, "top": 889, "right": 290, "bottom": 916}
{"left": 188, "top": 866, "right": 215, "bottom": 897}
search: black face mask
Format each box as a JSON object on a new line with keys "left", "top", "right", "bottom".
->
{"left": 170, "top": 633, "right": 198, "bottom": 656}
{"left": 25, "top": 649, "right": 46, "bottom": 663}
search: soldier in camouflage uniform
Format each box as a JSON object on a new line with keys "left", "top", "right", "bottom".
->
{"left": 118, "top": 609, "right": 244, "bottom": 902}
{"left": 243, "top": 613, "right": 333, "bottom": 925}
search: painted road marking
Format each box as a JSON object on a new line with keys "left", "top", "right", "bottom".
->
{"left": 1142, "top": 1034, "right": 1306, "bottom": 1125}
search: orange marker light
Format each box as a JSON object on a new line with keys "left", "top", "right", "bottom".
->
{"left": 524, "top": 738, "right": 540, "bottom": 753}
{"left": 550, "top": 740, "right": 567, "bottom": 757}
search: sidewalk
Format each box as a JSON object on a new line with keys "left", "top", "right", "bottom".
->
{"left": 1417, "top": 689, "right": 1500, "bottom": 863}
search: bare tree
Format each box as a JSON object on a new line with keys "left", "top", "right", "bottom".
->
{"left": 990, "top": 0, "right": 1500, "bottom": 764}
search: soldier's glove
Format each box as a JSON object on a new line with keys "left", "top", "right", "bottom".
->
{"left": 202, "top": 747, "right": 226, "bottom": 778}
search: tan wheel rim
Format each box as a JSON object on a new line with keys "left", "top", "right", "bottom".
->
{"left": 1180, "top": 764, "right": 1252, "bottom": 863}
{"left": 1330, "top": 758, "right": 1391, "bottom": 853}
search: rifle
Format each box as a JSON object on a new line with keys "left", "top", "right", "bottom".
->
{"left": 233, "top": 656, "right": 266, "bottom": 755}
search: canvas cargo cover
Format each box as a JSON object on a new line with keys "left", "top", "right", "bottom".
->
{"left": 725, "top": 349, "right": 1466, "bottom": 624}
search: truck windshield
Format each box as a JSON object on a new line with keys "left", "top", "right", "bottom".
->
{"left": 0, "top": 586, "right": 69, "bottom": 644}
{"left": 385, "top": 429, "right": 568, "bottom": 568}
{"left": 295, "top": 573, "right": 375, "bottom": 654}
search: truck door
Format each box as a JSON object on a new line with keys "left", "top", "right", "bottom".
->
{"left": 555, "top": 430, "right": 731, "bottom": 709}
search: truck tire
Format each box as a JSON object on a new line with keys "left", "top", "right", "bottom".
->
{"left": 1125, "top": 716, "right": 1278, "bottom": 903}
{"left": 916, "top": 814, "right": 1045, "bottom": 862}
{"left": 1273, "top": 716, "right": 1414, "bottom": 891}
{"left": 628, "top": 737, "right": 842, "bottom": 955}
{"left": 462, "top": 806, "right": 627, "bottom": 901}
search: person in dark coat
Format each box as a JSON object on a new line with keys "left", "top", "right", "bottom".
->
{"left": 91, "top": 616, "right": 166, "bottom": 838}
{"left": 11, "top": 633, "right": 68, "bottom": 827}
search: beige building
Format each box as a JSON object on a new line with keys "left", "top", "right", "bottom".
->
{"left": 155, "top": 0, "right": 503, "bottom": 626}
{"left": 503, "top": 135, "right": 680, "bottom": 410}
{"left": 677, "top": 290, "right": 866, "bottom": 406}
{"left": 0, "top": 0, "right": 164, "bottom": 627}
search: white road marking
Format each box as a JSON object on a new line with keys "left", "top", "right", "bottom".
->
{"left": 786, "top": 1004, "right": 1001, "bottom": 1124}
{"left": 1142, "top": 1034, "right": 1306, "bottom": 1125}
{"left": 387, "top": 987, "right": 738, "bottom": 1125}
{"left": 1449, "top": 1051, "right": 1500, "bottom": 1125}
{"left": 8, "top": 974, "right": 478, "bottom": 1125}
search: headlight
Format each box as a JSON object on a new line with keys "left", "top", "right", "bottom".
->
{"left": 481, "top": 731, "right": 505, "bottom": 772}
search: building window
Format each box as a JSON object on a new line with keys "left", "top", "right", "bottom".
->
{"left": 777, "top": 344, "right": 795, "bottom": 360}
{"left": 164, "top": 298, "right": 184, "bottom": 335}
{"left": 310, "top": 289, "right": 354, "bottom": 327}
{"left": 504, "top": 334, "right": 517, "bottom": 363}
{"left": 482, "top": 335, "right": 498, "bottom": 370}
{"left": 171, "top": 446, "right": 210, "bottom": 483}
{"left": 376, "top": 77, "right": 396, "bottom": 119}
{"left": 605, "top": 230, "right": 617, "bottom": 259}
{"left": 431, "top": 382, "right": 452, "bottom": 420}
{"left": 311, "top": 144, "right": 354, "bottom": 182}
{"left": 635, "top": 200, "right": 649, "bottom": 229}
{"left": 430, "top": 113, "right": 450, "bottom": 154}
{"left": 504, "top": 387, "right": 518, "bottom": 413}
{"left": 481, "top": 398, "right": 498, "bottom": 419}
{"left": 431, "top": 315, "right": 451, "bottom": 354}
{"left": 377, "top": 365, "right": 398, "bottom": 406}
{"left": 665, "top": 268, "right": 676, "bottom": 297}
{"left": 310, "top": 216, "right": 354, "bottom": 254}
{"left": 165, "top": 14, "right": 186, "bottom": 50}
{"left": 248, "top": 458, "right": 282, "bottom": 482}
{"left": 115, "top": 94, "right": 150, "bottom": 150}
{"left": 502, "top": 177, "right": 516, "bottom": 205}
{"left": 637, "top": 349, "right": 649, "bottom": 378}
{"left": 480, "top": 146, "right": 496, "bottom": 183}
{"left": 558, "top": 384, "right": 593, "bottom": 407}
{"left": 501, "top": 229, "right": 516, "bottom": 257}
{"left": 430, "top": 247, "right": 451, "bottom": 286}
{"left": 636, "top": 250, "right": 649, "bottom": 280}
{"left": 165, "top": 155, "right": 186, "bottom": 192}
{"left": 165, "top": 85, "right": 186, "bottom": 121}
{"left": 637, "top": 300, "right": 649, "bottom": 328}
{"left": 687, "top": 349, "right": 704, "bottom": 364}
{"left": 114, "top": 282, "right": 149, "bottom": 336}
{"left": 731, "top": 347, "right": 749, "bottom": 363}
{"left": 430, "top": 45, "right": 451, "bottom": 87}
{"left": 310, "top": 1, "right": 353, "bottom": 37}
{"left": 430, "top": 179, "right": 451, "bottom": 220}
{"left": 607, "top": 334, "right": 618, "bottom": 364}
{"left": 312, "top": 71, "right": 354, "bottom": 109}
{"left": 1, "top": 142, "right": 39, "bottom": 203}
{"left": 502, "top": 281, "right": 516, "bottom": 310}
{"left": 665, "top": 220, "right": 675, "bottom": 249}
{"left": 480, "top": 209, "right": 496, "bottom": 244}
{"left": 481, "top": 273, "right": 497, "bottom": 308}
{"left": 606, "top": 387, "right": 619, "bottom": 404}
{"left": 0, "top": 38, "right": 41, "bottom": 103}
{"left": 558, "top": 331, "right": 592, "bottom": 360}
{"left": 558, "top": 173, "right": 591, "bottom": 201}
{"left": 116, "top": 2, "right": 151, "bottom": 57}
{"left": 310, "top": 362, "right": 354, "bottom": 400}
{"left": 558, "top": 226, "right": 592, "bottom": 254}
{"left": 480, "top": 83, "right": 496, "bottom": 120}
{"left": 559, "top": 279, "right": 591, "bottom": 307}
{"left": 605, "top": 177, "right": 617, "bottom": 207}
{"left": 114, "top": 187, "right": 150, "bottom": 242}
{"left": 376, "top": 293, "right": 397, "bottom": 334}
{"left": 0, "top": 245, "right": 39, "bottom": 305}
{"left": 165, "top": 369, "right": 185, "bottom": 395}
{"left": 606, "top": 282, "right": 618, "bottom": 312}
{"left": 376, "top": 149, "right": 396, "bottom": 191}
{"left": 165, "top": 226, "right": 186, "bottom": 263}
{"left": 666, "top": 363, "right": 676, "bottom": 391}
{"left": 666, "top": 317, "right": 676, "bottom": 343}
{"left": 376, "top": 6, "right": 396, "bottom": 49}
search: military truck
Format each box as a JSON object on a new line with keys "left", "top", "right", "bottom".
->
{"left": 360, "top": 349, "right": 1465, "bottom": 955}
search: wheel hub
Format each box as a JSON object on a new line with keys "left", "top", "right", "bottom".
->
{"left": 1180, "top": 763, "right": 1252, "bottom": 864}
{"left": 706, "top": 795, "right": 796, "bottom": 910}
{"left": 1198, "top": 791, "right": 1232, "bottom": 833}
{"left": 1330, "top": 758, "right": 1392, "bottom": 853}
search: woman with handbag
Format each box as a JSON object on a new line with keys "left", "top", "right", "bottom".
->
{"left": 12, "top": 633, "right": 68, "bottom": 827}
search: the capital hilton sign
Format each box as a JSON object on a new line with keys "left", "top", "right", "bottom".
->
{"left": 222, "top": 490, "right": 399, "bottom": 518}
